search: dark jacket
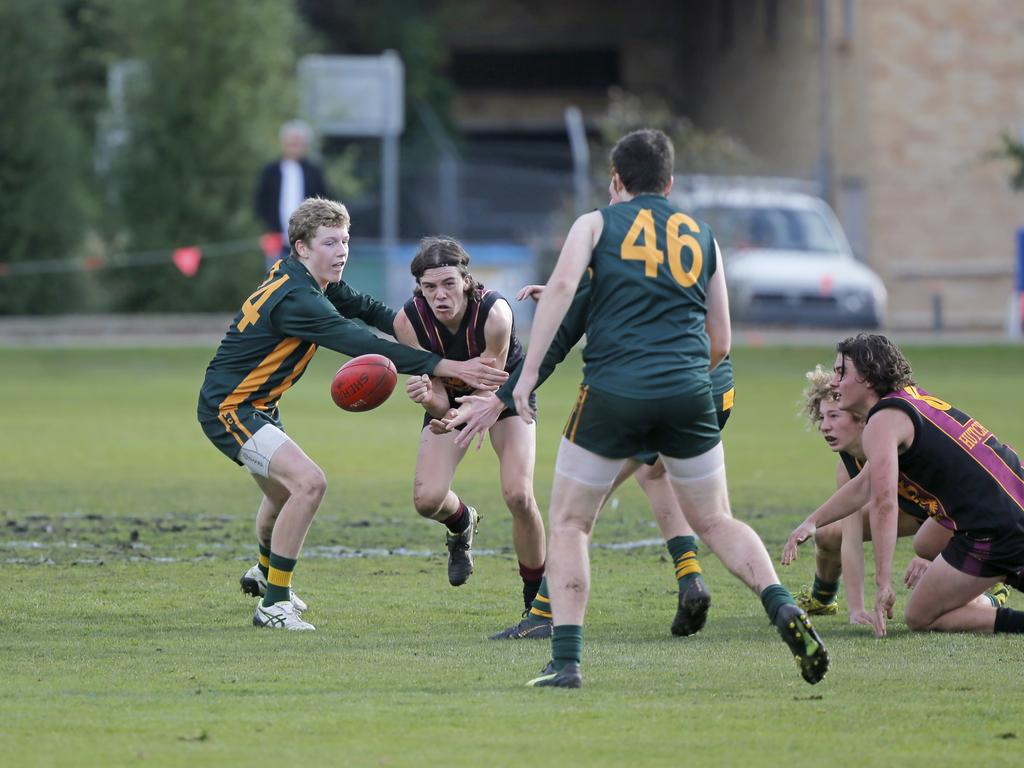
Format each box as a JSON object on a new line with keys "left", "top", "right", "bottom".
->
{"left": 254, "top": 159, "right": 330, "bottom": 233}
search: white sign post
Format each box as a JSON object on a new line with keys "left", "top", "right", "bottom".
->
{"left": 298, "top": 52, "right": 405, "bottom": 253}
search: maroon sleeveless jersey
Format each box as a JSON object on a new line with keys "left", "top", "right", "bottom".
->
{"left": 868, "top": 385, "right": 1024, "bottom": 534}
{"left": 402, "top": 290, "right": 525, "bottom": 409}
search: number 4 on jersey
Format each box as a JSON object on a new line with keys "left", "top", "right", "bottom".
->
{"left": 237, "top": 275, "right": 289, "bottom": 331}
{"left": 620, "top": 208, "right": 704, "bottom": 287}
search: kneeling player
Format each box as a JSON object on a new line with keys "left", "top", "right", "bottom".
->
{"left": 791, "top": 366, "right": 1007, "bottom": 623}
{"left": 784, "top": 334, "right": 1024, "bottom": 636}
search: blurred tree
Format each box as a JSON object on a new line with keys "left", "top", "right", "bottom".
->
{"left": 298, "top": 0, "right": 454, "bottom": 136}
{"left": 297, "top": 0, "right": 457, "bottom": 235}
{"left": 103, "top": 0, "right": 300, "bottom": 311}
{"left": 536, "top": 88, "right": 759, "bottom": 277}
{"left": 987, "top": 131, "right": 1024, "bottom": 193}
{"left": 597, "top": 87, "right": 757, "bottom": 176}
{"left": 0, "top": 0, "right": 92, "bottom": 315}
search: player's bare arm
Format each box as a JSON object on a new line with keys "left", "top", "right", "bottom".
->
{"left": 860, "top": 408, "right": 914, "bottom": 636}
{"left": 477, "top": 299, "right": 513, "bottom": 385}
{"left": 513, "top": 211, "right": 602, "bottom": 421}
{"left": 835, "top": 462, "right": 872, "bottom": 626}
{"left": 431, "top": 301, "right": 515, "bottom": 446}
{"left": 393, "top": 311, "right": 451, "bottom": 417}
{"left": 393, "top": 309, "right": 509, "bottom": 391}
{"left": 706, "top": 239, "right": 731, "bottom": 371}
{"left": 781, "top": 468, "right": 871, "bottom": 565}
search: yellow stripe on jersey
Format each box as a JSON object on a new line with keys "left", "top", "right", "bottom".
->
{"left": 252, "top": 343, "right": 318, "bottom": 410}
{"left": 722, "top": 387, "right": 735, "bottom": 411}
{"left": 218, "top": 338, "right": 303, "bottom": 412}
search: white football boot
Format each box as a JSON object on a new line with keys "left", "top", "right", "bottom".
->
{"left": 253, "top": 600, "right": 315, "bottom": 631}
{"left": 240, "top": 564, "right": 308, "bottom": 613}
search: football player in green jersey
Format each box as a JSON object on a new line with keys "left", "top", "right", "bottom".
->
{"left": 456, "top": 130, "right": 829, "bottom": 687}
{"left": 197, "top": 198, "right": 508, "bottom": 630}
{"left": 469, "top": 279, "right": 730, "bottom": 640}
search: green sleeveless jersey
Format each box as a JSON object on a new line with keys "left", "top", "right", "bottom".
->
{"left": 582, "top": 194, "right": 717, "bottom": 398}
{"left": 197, "top": 257, "right": 441, "bottom": 420}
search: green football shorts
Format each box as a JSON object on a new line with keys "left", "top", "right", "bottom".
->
{"left": 564, "top": 383, "right": 720, "bottom": 460}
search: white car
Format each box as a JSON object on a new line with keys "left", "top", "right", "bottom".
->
{"left": 670, "top": 180, "right": 887, "bottom": 328}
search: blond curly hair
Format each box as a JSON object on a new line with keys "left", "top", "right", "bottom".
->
{"left": 802, "top": 365, "right": 840, "bottom": 429}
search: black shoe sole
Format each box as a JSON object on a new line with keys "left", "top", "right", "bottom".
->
{"left": 448, "top": 563, "right": 473, "bottom": 587}
{"left": 489, "top": 621, "right": 553, "bottom": 640}
{"left": 671, "top": 578, "right": 712, "bottom": 637}
{"left": 240, "top": 576, "right": 262, "bottom": 598}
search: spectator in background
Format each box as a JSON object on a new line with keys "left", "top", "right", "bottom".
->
{"left": 254, "top": 120, "right": 331, "bottom": 270}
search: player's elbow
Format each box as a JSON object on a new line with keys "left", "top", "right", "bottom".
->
{"left": 709, "top": 336, "right": 730, "bottom": 370}
{"left": 546, "top": 275, "right": 579, "bottom": 298}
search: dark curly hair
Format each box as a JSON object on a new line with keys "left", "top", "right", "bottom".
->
{"left": 835, "top": 333, "right": 914, "bottom": 395}
{"left": 410, "top": 236, "right": 483, "bottom": 302}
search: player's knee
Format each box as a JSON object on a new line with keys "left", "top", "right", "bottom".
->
{"left": 553, "top": 516, "right": 596, "bottom": 538}
{"left": 904, "top": 601, "right": 936, "bottom": 631}
{"left": 502, "top": 485, "right": 535, "bottom": 516}
{"left": 412, "top": 489, "right": 446, "bottom": 518}
{"left": 814, "top": 523, "right": 842, "bottom": 552}
{"left": 904, "top": 609, "right": 930, "bottom": 632}
{"left": 294, "top": 467, "right": 327, "bottom": 504}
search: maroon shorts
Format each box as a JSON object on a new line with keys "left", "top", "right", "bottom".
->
{"left": 941, "top": 525, "right": 1024, "bottom": 590}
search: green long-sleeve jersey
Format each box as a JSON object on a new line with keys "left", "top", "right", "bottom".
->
{"left": 198, "top": 257, "right": 442, "bottom": 420}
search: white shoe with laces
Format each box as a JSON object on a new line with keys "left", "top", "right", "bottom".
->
{"left": 253, "top": 600, "right": 315, "bottom": 631}
{"left": 240, "top": 564, "right": 308, "bottom": 613}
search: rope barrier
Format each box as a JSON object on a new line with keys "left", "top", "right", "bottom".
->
{"left": 0, "top": 235, "right": 278, "bottom": 278}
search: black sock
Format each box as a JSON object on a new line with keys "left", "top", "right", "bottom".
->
{"left": 443, "top": 500, "right": 470, "bottom": 534}
{"left": 520, "top": 562, "right": 545, "bottom": 610}
{"left": 994, "top": 607, "right": 1024, "bottom": 634}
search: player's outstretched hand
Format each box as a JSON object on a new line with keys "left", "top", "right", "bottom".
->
{"left": 903, "top": 556, "right": 930, "bottom": 589}
{"left": 781, "top": 519, "right": 816, "bottom": 565}
{"left": 512, "top": 370, "right": 538, "bottom": 424}
{"left": 516, "top": 284, "right": 546, "bottom": 302}
{"left": 451, "top": 357, "right": 509, "bottom": 391}
{"left": 848, "top": 609, "right": 875, "bottom": 628}
{"left": 405, "top": 374, "right": 431, "bottom": 404}
{"left": 872, "top": 583, "right": 896, "bottom": 638}
{"left": 446, "top": 393, "right": 506, "bottom": 450}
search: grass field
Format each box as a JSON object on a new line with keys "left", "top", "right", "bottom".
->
{"left": 2, "top": 342, "right": 1023, "bottom": 767}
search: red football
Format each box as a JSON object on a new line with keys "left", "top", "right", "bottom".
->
{"left": 330, "top": 354, "right": 398, "bottom": 412}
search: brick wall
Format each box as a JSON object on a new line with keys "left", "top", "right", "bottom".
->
{"left": 863, "top": 0, "right": 1024, "bottom": 330}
